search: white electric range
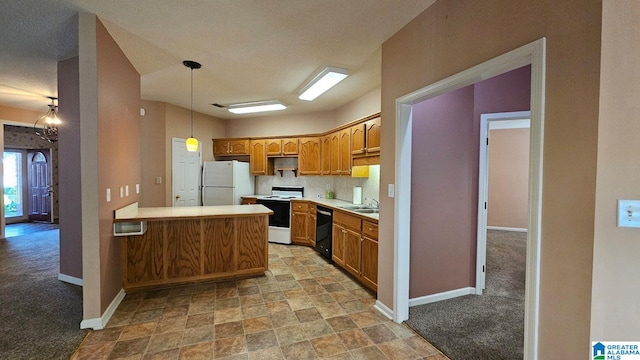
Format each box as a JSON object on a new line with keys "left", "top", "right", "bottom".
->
{"left": 256, "top": 186, "right": 304, "bottom": 244}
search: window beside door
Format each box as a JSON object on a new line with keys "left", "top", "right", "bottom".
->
{"left": 3, "top": 151, "right": 24, "bottom": 218}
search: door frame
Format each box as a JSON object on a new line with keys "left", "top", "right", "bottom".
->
{"left": 476, "top": 111, "right": 531, "bottom": 294}
{"left": 171, "top": 137, "right": 202, "bottom": 207}
{"left": 392, "top": 38, "right": 545, "bottom": 360}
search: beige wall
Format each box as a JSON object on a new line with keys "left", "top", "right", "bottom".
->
{"left": 0, "top": 105, "right": 42, "bottom": 125}
{"left": 335, "top": 87, "right": 381, "bottom": 127}
{"left": 591, "top": 0, "right": 640, "bottom": 341}
{"left": 381, "top": 1, "right": 601, "bottom": 358}
{"left": 224, "top": 110, "right": 335, "bottom": 138}
{"left": 139, "top": 100, "right": 166, "bottom": 207}
{"left": 96, "top": 18, "right": 141, "bottom": 313}
{"left": 488, "top": 128, "right": 530, "bottom": 229}
{"left": 163, "top": 103, "right": 225, "bottom": 206}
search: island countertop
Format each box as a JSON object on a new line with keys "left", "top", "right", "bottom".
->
{"left": 114, "top": 204, "right": 273, "bottom": 222}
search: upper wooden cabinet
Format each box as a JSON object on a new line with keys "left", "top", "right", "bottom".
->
{"left": 351, "top": 124, "right": 366, "bottom": 155}
{"left": 320, "top": 135, "right": 331, "bottom": 175}
{"left": 352, "top": 116, "right": 381, "bottom": 166}
{"left": 365, "top": 117, "right": 381, "bottom": 153}
{"left": 213, "top": 138, "right": 250, "bottom": 156}
{"left": 265, "top": 138, "right": 299, "bottom": 156}
{"left": 298, "top": 137, "right": 321, "bottom": 175}
{"left": 250, "top": 140, "right": 273, "bottom": 175}
{"left": 329, "top": 132, "right": 340, "bottom": 175}
{"left": 338, "top": 129, "right": 351, "bottom": 175}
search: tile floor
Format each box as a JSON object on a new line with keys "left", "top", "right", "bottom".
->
{"left": 72, "top": 243, "right": 449, "bottom": 360}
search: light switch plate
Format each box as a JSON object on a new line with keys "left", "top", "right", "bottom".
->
{"left": 120, "top": 187, "right": 124, "bottom": 198}
{"left": 106, "top": 188, "right": 111, "bottom": 202}
{"left": 617, "top": 199, "right": 640, "bottom": 228}
{"left": 388, "top": 184, "right": 395, "bottom": 198}
{"left": 136, "top": 184, "right": 140, "bottom": 194}
{"left": 125, "top": 185, "right": 129, "bottom": 197}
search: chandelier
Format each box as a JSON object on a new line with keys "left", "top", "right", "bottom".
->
{"left": 34, "top": 97, "right": 61, "bottom": 143}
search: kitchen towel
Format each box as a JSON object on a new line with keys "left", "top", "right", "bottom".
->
{"left": 353, "top": 186, "right": 362, "bottom": 205}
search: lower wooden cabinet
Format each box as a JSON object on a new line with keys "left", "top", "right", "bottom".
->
{"left": 291, "top": 201, "right": 310, "bottom": 245}
{"left": 331, "top": 210, "right": 378, "bottom": 292}
{"left": 307, "top": 204, "right": 317, "bottom": 246}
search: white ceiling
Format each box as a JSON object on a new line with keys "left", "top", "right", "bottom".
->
{"left": 0, "top": 0, "right": 435, "bottom": 119}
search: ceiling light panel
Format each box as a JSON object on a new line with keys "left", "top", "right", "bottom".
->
{"left": 227, "top": 100, "right": 287, "bottom": 114}
{"left": 298, "top": 66, "right": 349, "bottom": 101}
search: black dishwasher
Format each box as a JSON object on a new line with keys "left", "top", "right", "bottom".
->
{"left": 315, "top": 206, "right": 333, "bottom": 262}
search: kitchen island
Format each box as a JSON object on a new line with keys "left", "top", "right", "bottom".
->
{"left": 114, "top": 203, "right": 273, "bottom": 291}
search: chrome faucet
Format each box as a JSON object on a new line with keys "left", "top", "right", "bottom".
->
{"left": 370, "top": 198, "right": 379, "bottom": 209}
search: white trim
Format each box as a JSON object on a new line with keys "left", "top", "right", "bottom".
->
{"left": 409, "top": 287, "right": 476, "bottom": 307}
{"left": 58, "top": 273, "right": 83, "bottom": 286}
{"left": 489, "top": 119, "right": 531, "bottom": 130}
{"left": 487, "top": 226, "right": 528, "bottom": 232}
{"left": 80, "top": 288, "right": 125, "bottom": 330}
{"left": 393, "top": 38, "right": 545, "bottom": 360}
{"left": 374, "top": 300, "right": 394, "bottom": 320}
{"left": 477, "top": 110, "right": 531, "bottom": 295}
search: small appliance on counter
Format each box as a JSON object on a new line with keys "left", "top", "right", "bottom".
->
{"left": 202, "top": 160, "right": 254, "bottom": 205}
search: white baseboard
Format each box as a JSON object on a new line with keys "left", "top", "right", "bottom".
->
{"left": 80, "top": 288, "right": 125, "bottom": 330}
{"left": 487, "top": 226, "right": 528, "bottom": 232}
{"left": 58, "top": 273, "right": 83, "bottom": 286}
{"left": 374, "top": 300, "right": 394, "bottom": 321}
{"left": 409, "top": 287, "right": 476, "bottom": 307}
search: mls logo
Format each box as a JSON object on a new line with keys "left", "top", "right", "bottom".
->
{"left": 593, "top": 342, "right": 605, "bottom": 360}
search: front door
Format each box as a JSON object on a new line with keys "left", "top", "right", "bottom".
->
{"left": 172, "top": 138, "right": 201, "bottom": 207}
{"left": 27, "top": 150, "right": 52, "bottom": 222}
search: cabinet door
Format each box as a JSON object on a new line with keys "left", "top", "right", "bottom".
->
{"left": 213, "top": 140, "right": 229, "bottom": 156}
{"left": 291, "top": 211, "right": 307, "bottom": 245}
{"left": 320, "top": 135, "right": 331, "bottom": 175}
{"left": 229, "top": 139, "right": 250, "bottom": 155}
{"left": 365, "top": 117, "right": 381, "bottom": 154}
{"left": 250, "top": 140, "right": 267, "bottom": 175}
{"left": 339, "top": 129, "right": 351, "bottom": 174}
{"left": 361, "top": 236, "right": 378, "bottom": 292}
{"left": 299, "top": 137, "right": 321, "bottom": 175}
{"left": 265, "top": 139, "right": 282, "bottom": 156}
{"left": 351, "top": 124, "right": 366, "bottom": 155}
{"left": 343, "top": 228, "right": 361, "bottom": 278}
{"left": 330, "top": 132, "right": 340, "bottom": 175}
{"left": 282, "top": 138, "right": 299, "bottom": 155}
{"left": 332, "top": 224, "right": 345, "bottom": 267}
{"left": 307, "top": 211, "right": 317, "bottom": 246}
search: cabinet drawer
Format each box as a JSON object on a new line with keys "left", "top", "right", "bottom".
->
{"left": 362, "top": 221, "right": 378, "bottom": 240}
{"left": 291, "top": 201, "right": 309, "bottom": 212}
{"left": 334, "top": 211, "right": 361, "bottom": 232}
{"left": 309, "top": 203, "right": 317, "bottom": 214}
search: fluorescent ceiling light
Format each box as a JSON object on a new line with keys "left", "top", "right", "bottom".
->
{"left": 227, "top": 100, "right": 287, "bottom": 114}
{"left": 298, "top": 66, "right": 349, "bottom": 101}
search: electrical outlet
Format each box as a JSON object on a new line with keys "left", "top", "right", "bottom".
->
{"left": 326, "top": 184, "right": 331, "bottom": 190}
{"left": 156, "top": 177, "right": 162, "bottom": 184}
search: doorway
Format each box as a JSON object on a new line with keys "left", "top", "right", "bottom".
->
{"left": 171, "top": 137, "right": 202, "bottom": 207}
{"left": 392, "top": 39, "right": 545, "bottom": 359}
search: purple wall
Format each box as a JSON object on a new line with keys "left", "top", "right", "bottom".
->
{"left": 58, "top": 57, "right": 83, "bottom": 279}
{"left": 410, "top": 65, "right": 531, "bottom": 298}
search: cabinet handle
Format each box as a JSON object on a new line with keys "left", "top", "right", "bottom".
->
{"left": 368, "top": 227, "right": 373, "bottom": 231}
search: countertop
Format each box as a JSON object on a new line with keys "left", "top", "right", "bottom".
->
{"left": 243, "top": 195, "right": 379, "bottom": 221}
{"left": 114, "top": 204, "right": 273, "bottom": 222}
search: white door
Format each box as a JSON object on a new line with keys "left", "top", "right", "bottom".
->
{"left": 172, "top": 137, "right": 201, "bottom": 207}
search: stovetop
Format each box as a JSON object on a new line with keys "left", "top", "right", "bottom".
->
{"left": 257, "top": 186, "right": 304, "bottom": 201}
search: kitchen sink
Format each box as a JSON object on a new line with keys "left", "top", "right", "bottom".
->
{"left": 352, "top": 208, "right": 379, "bottom": 214}
{"left": 338, "top": 205, "right": 371, "bottom": 210}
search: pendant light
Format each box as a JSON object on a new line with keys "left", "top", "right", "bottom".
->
{"left": 34, "top": 96, "right": 61, "bottom": 143}
{"left": 183, "top": 60, "right": 201, "bottom": 152}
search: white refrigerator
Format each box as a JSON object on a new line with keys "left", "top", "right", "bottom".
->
{"left": 202, "top": 160, "right": 254, "bottom": 206}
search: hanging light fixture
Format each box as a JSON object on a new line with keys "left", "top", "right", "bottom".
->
{"left": 34, "top": 96, "right": 61, "bottom": 143}
{"left": 183, "top": 60, "right": 201, "bottom": 152}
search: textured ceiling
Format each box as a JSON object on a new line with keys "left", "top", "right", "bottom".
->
{"left": 0, "top": 0, "right": 435, "bottom": 119}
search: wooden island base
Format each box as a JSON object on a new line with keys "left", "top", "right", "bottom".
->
{"left": 117, "top": 205, "right": 271, "bottom": 292}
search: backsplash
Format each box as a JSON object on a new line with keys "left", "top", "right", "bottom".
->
{"left": 256, "top": 158, "right": 380, "bottom": 205}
